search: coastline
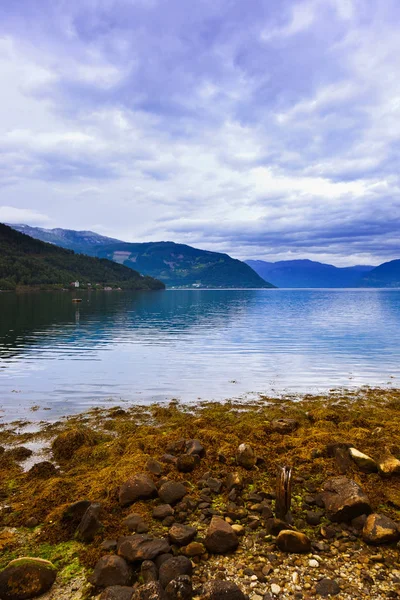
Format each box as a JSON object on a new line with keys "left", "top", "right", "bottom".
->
{"left": 0, "top": 388, "right": 399, "bottom": 599}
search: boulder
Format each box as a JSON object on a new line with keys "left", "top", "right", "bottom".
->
{"left": 100, "top": 586, "right": 135, "bottom": 600}
{"left": 118, "top": 535, "right": 171, "bottom": 562}
{"left": 176, "top": 455, "right": 196, "bottom": 473}
{"left": 201, "top": 580, "right": 247, "bottom": 600}
{"left": 153, "top": 504, "right": 174, "bottom": 520}
{"left": 349, "top": 448, "right": 378, "bottom": 473}
{"left": 76, "top": 503, "right": 102, "bottom": 542}
{"left": 119, "top": 474, "right": 157, "bottom": 507}
{"left": 158, "top": 556, "right": 192, "bottom": 588}
{"left": 92, "top": 556, "right": 133, "bottom": 588}
{"left": 0, "top": 557, "right": 57, "bottom": 600}
{"left": 158, "top": 481, "right": 187, "bottom": 505}
{"left": 181, "top": 542, "right": 206, "bottom": 557}
{"left": 6, "top": 447, "right": 33, "bottom": 461}
{"left": 321, "top": 476, "right": 371, "bottom": 522}
{"left": 146, "top": 459, "right": 163, "bottom": 476}
{"left": 378, "top": 452, "right": 400, "bottom": 477}
{"left": 362, "top": 513, "right": 400, "bottom": 545}
{"left": 185, "top": 439, "right": 205, "bottom": 457}
{"left": 236, "top": 444, "right": 256, "bottom": 470}
{"left": 165, "top": 575, "right": 193, "bottom": 600}
{"left": 169, "top": 523, "right": 197, "bottom": 546}
{"left": 62, "top": 499, "right": 92, "bottom": 525}
{"left": 204, "top": 516, "right": 239, "bottom": 554}
{"left": 315, "top": 578, "right": 340, "bottom": 597}
{"left": 133, "top": 582, "right": 167, "bottom": 600}
{"left": 123, "top": 513, "right": 149, "bottom": 534}
{"left": 275, "top": 530, "right": 311, "bottom": 553}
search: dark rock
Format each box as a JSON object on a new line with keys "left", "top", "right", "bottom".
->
{"left": 275, "top": 530, "right": 311, "bottom": 553}
{"left": 225, "top": 472, "right": 243, "bottom": 491}
{"left": 100, "top": 586, "right": 135, "bottom": 600}
{"left": 169, "top": 524, "right": 197, "bottom": 546}
{"left": 236, "top": 444, "right": 256, "bottom": 470}
{"left": 362, "top": 513, "right": 400, "bottom": 544}
{"left": 315, "top": 578, "right": 340, "bottom": 597}
{"left": 123, "top": 514, "right": 149, "bottom": 534}
{"left": 162, "top": 516, "right": 175, "bottom": 527}
{"left": 0, "top": 557, "right": 57, "bottom": 600}
{"left": 119, "top": 474, "right": 157, "bottom": 507}
{"left": 133, "top": 582, "right": 167, "bottom": 600}
{"left": 25, "top": 517, "right": 39, "bottom": 528}
{"left": 185, "top": 439, "right": 205, "bottom": 457}
{"left": 158, "top": 556, "right": 193, "bottom": 589}
{"left": 153, "top": 505, "right": 174, "bottom": 520}
{"left": 160, "top": 454, "right": 177, "bottom": 465}
{"left": 177, "top": 455, "right": 196, "bottom": 473}
{"left": 101, "top": 539, "right": 118, "bottom": 551}
{"left": 92, "top": 556, "right": 133, "bottom": 588}
{"left": 265, "top": 518, "right": 289, "bottom": 536}
{"left": 154, "top": 554, "right": 174, "bottom": 569}
{"left": 168, "top": 439, "right": 186, "bottom": 454}
{"left": 201, "top": 580, "right": 247, "bottom": 600}
{"left": 351, "top": 514, "right": 367, "bottom": 530}
{"left": 206, "top": 478, "right": 223, "bottom": 494}
{"left": 321, "top": 476, "right": 371, "bottom": 522}
{"left": 270, "top": 419, "right": 299, "bottom": 434}
{"left": 158, "top": 481, "right": 187, "bottom": 505}
{"left": 6, "top": 446, "right": 33, "bottom": 461}
{"left": 146, "top": 459, "right": 163, "bottom": 476}
{"left": 333, "top": 446, "right": 353, "bottom": 475}
{"left": 76, "top": 503, "right": 102, "bottom": 542}
{"left": 118, "top": 535, "right": 171, "bottom": 562}
{"left": 181, "top": 542, "right": 206, "bottom": 556}
{"left": 27, "top": 461, "right": 57, "bottom": 479}
{"left": 165, "top": 575, "right": 193, "bottom": 600}
{"left": 141, "top": 561, "right": 158, "bottom": 584}
{"left": 306, "top": 511, "right": 323, "bottom": 526}
{"left": 326, "top": 442, "right": 352, "bottom": 458}
{"left": 62, "top": 499, "right": 92, "bottom": 526}
{"left": 204, "top": 516, "right": 239, "bottom": 554}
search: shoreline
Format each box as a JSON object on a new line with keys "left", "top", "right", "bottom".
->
{"left": 0, "top": 388, "right": 399, "bottom": 599}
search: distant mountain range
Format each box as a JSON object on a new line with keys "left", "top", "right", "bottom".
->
{"left": 358, "top": 259, "right": 400, "bottom": 287}
{"left": 246, "top": 259, "right": 374, "bottom": 288}
{"left": 0, "top": 224, "right": 164, "bottom": 291}
{"left": 10, "top": 225, "right": 274, "bottom": 289}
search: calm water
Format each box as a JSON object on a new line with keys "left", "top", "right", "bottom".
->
{"left": 0, "top": 289, "right": 400, "bottom": 420}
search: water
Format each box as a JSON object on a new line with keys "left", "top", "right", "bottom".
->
{"left": 0, "top": 289, "right": 399, "bottom": 420}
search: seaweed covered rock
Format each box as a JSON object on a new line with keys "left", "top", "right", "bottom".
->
{"left": 119, "top": 474, "right": 158, "bottom": 507}
{"left": 321, "top": 476, "right": 371, "bottom": 522}
{"left": 362, "top": 513, "right": 400, "bottom": 545}
{"left": 201, "top": 580, "right": 247, "bottom": 600}
{"left": 123, "top": 513, "right": 149, "bottom": 533}
{"left": 27, "top": 461, "right": 58, "bottom": 479}
{"left": 92, "top": 555, "right": 133, "bottom": 588}
{"left": 6, "top": 447, "right": 33, "bottom": 462}
{"left": 204, "top": 516, "right": 239, "bottom": 554}
{"left": 0, "top": 557, "right": 57, "bottom": 600}
{"left": 176, "top": 455, "right": 196, "bottom": 473}
{"left": 185, "top": 439, "right": 205, "bottom": 457}
{"left": 118, "top": 535, "right": 171, "bottom": 562}
{"left": 52, "top": 427, "right": 97, "bottom": 461}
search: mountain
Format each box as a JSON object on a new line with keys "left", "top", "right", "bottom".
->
{"left": 9, "top": 225, "right": 274, "bottom": 288}
{"left": 246, "top": 259, "right": 374, "bottom": 288}
{"left": 0, "top": 223, "right": 165, "bottom": 291}
{"left": 358, "top": 259, "right": 400, "bottom": 287}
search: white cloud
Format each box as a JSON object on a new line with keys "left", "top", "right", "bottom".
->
{"left": 0, "top": 206, "right": 51, "bottom": 225}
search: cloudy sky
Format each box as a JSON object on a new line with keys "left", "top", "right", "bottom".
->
{"left": 0, "top": 0, "right": 399, "bottom": 266}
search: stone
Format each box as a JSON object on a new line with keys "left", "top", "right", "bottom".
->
{"left": 181, "top": 541, "right": 206, "bottom": 556}
{"left": 333, "top": 446, "right": 353, "bottom": 475}
{"left": 158, "top": 556, "right": 192, "bottom": 588}
{"left": 100, "top": 586, "right": 135, "bottom": 600}
{"left": 271, "top": 584, "right": 281, "bottom": 595}
{"left": 176, "top": 455, "right": 196, "bottom": 473}
{"left": 6, "top": 446, "right": 33, "bottom": 461}
{"left": 92, "top": 556, "right": 133, "bottom": 588}
{"left": 275, "top": 530, "right": 311, "bottom": 553}
{"left": 141, "top": 561, "right": 158, "bottom": 584}
{"left": 158, "top": 481, "right": 187, "bottom": 505}
{"left": 169, "top": 523, "right": 197, "bottom": 546}
{"left": 123, "top": 513, "right": 149, "bottom": 533}
{"left": 153, "top": 504, "right": 174, "bottom": 520}
{"left": 119, "top": 474, "right": 157, "bottom": 507}
{"left": 118, "top": 535, "right": 171, "bottom": 562}
{"left": 265, "top": 518, "right": 289, "bottom": 536}
{"left": 204, "top": 516, "right": 239, "bottom": 554}
{"left": 378, "top": 452, "right": 400, "bottom": 477}
{"left": 349, "top": 448, "right": 378, "bottom": 473}
{"left": 101, "top": 540, "right": 118, "bottom": 551}
{"left": 25, "top": 517, "right": 39, "bottom": 528}
{"left": 185, "top": 439, "right": 205, "bottom": 457}
{"left": 62, "top": 499, "right": 92, "bottom": 525}
{"left": 146, "top": 459, "right": 163, "bottom": 476}
{"left": 154, "top": 554, "right": 174, "bottom": 569}
{"left": 306, "top": 511, "right": 323, "bottom": 526}
{"left": 76, "top": 503, "right": 102, "bottom": 542}
{"left": 165, "top": 575, "right": 193, "bottom": 600}
{"left": 236, "top": 444, "right": 256, "bottom": 470}
{"left": 321, "top": 476, "right": 371, "bottom": 522}
{"left": 201, "top": 580, "right": 247, "bottom": 600}
{"left": 315, "top": 578, "right": 340, "bottom": 597}
{"left": 362, "top": 513, "right": 400, "bottom": 545}
{"left": 270, "top": 419, "right": 298, "bottom": 434}
{"left": 133, "top": 582, "right": 167, "bottom": 600}
{"left": 27, "top": 461, "right": 58, "bottom": 478}
{"left": 225, "top": 472, "right": 243, "bottom": 491}
{"left": 205, "top": 478, "right": 223, "bottom": 493}
{"left": 0, "top": 557, "right": 57, "bottom": 600}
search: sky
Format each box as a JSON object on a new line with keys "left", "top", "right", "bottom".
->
{"left": 0, "top": 0, "right": 400, "bottom": 266}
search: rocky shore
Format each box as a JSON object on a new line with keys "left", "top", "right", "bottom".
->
{"left": 0, "top": 387, "right": 399, "bottom": 600}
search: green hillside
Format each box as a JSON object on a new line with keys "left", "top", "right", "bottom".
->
{"left": 0, "top": 223, "right": 165, "bottom": 291}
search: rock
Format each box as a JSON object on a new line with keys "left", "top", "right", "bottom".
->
{"left": 306, "top": 511, "right": 323, "bottom": 526}
{"left": 349, "top": 448, "right": 378, "bottom": 473}
{"left": 123, "top": 513, "right": 149, "bottom": 533}
{"left": 333, "top": 446, "right": 353, "bottom": 475}
{"left": 165, "top": 575, "right": 193, "bottom": 600}
{"left": 185, "top": 439, "right": 205, "bottom": 457}
{"left": 225, "top": 472, "right": 243, "bottom": 491}
{"left": 181, "top": 542, "right": 206, "bottom": 556}
{"left": 160, "top": 454, "right": 177, "bottom": 465}
{"left": 100, "top": 586, "right": 135, "bottom": 600}
{"left": 0, "top": 557, "right": 57, "bottom": 600}
{"left": 6, "top": 446, "right": 33, "bottom": 461}
{"left": 101, "top": 540, "right": 118, "bottom": 551}
{"left": 119, "top": 474, "right": 157, "bottom": 507}
{"left": 52, "top": 428, "right": 92, "bottom": 460}
{"left": 76, "top": 503, "right": 102, "bottom": 542}
{"left": 158, "top": 481, "right": 187, "bottom": 505}
{"left": 201, "top": 580, "right": 247, "bottom": 600}
{"left": 378, "top": 452, "right": 400, "bottom": 476}
{"left": 275, "top": 530, "right": 311, "bottom": 553}
{"left": 92, "top": 556, "right": 133, "bottom": 588}
{"left": 141, "top": 561, "right": 158, "bottom": 584}
{"left": 265, "top": 518, "right": 289, "bottom": 536}
{"left": 321, "top": 476, "right": 371, "bottom": 522}
{"left": 204, "top": 516, "right": 239, "bottom": 554}
{"left": 133, "top": 582, "right": 167, "bottom": 600}
{"left": 27, "top": 461, "right": 58, "bottom": 478}
{"left": 25, "top": 518, "right": 39, "bottom": 528}
{"left": 270, "top": 419, "right": 298, "bottom": 434}
{"left": 205, "top": 478, "right": 223, "bottom": 493}
{"left": 362, "top": 513, "right": 400, "bottom": 544}
{"left": 158, "top": 556, "right": 193, "bottom": 588}
{"left": 271, "top": 584, "right": 281, "bottom": 595}
{"left": 153, "top": 504, "right": 174, "bottom": 520}
{"left": 146, "top": 459, "right": 163, "bottom": 476}
{"left": 169, "top": 523, "right": 197, "bottom": 546}
{"left": 176, "top": 455, "right": 196, "bottom": 473}
{"left": 315, "top": 578, "right": 340, "bottom": 597}
{"left": 62, "top": 499, "right": 92, "bottom": 525}
{"left": 351, "top": 514, "right": 367, "bottom": 530}
{"left": 236, "top": 444, "right": 256, "bottom": 470}
{"left": 118, "top": 535, "right": 171, "bottom": 562}
{"left": 154, "top": 554, "right": 174, "bottom": 569}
